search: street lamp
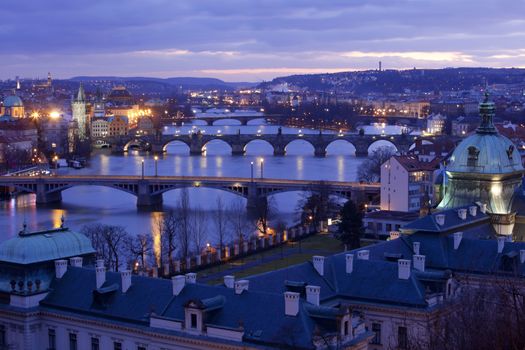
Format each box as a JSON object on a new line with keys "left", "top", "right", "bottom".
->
{"left": 260, "top": 158, "right": 264, "bottom": 179}
{"left": 154, "top": 155, "right": 158, "bottom": 177}
{"left": 250, "top": 161, "right": 254, "bottom": 182}
{"left": 141, "top": 159, "right": 145, "bottom": 179}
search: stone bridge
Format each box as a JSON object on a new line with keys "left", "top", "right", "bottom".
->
{"left": 0, "top": 175, "right": 380, "bottom": 209}
{"left": 101, "top": 130, "right": 457, "bottom": 157}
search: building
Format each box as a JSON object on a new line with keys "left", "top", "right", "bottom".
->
{"left": 92, "top": 87, "right": 106, "bottom": 118}
{"left": 425, "top": 113, "right": 446, "bottom": 135}
{"left": 107, "top": 85, "right": 134, "bottom": 106}
{"left": 0, "top": 94, "right": 25, "bottom": 119}
{"left": 38, "top": 115, "right": 69, "bottom": 155}
{"left": 451, "top": 115, "right": 479, "bottom": 136}
{"left": 0, "top": 226, "right": 372, "bottom": 350}
{"left": 380, "top": 155, "right": 441, "bottom": 212}
{"left": 438, "top": 94, "right": 524, "bottom": 236}
{"left": 137, "top": 116, "right": 155, "bottom": 135}
{"left": 108, "top": 115, "right": 129, "bottom": 136}
{"left": 90, "top": 117, "right": 110, "bottom": 138}
{"left": 72, "top": 84, "right": 88, "bottom": 140}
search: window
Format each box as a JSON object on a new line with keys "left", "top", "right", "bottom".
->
{"left": 113, "top": 342, "right": 122, "bottom": 350}
{"left": 91, "top": 337, "right": 100, "bottom": 350}
{"left": 343, "top": 320, "right": 349, "bottom": 336}
{"left": 138, "top": 347, "right": 146, "bottom": 350}
{"left": 48, "top": 329, "right": 56, "bottom": 350}
{"left": 190, "top": 313, "right": 197, "bottom": 329}
{"left": 371, "top": 323, "right": 382, "bottom": 344}
{"left": 467, "top": 146, "right": 479, "bottom": 167}
{"left": 398, "top": 326, "right": 408, "bottom": 349}
{"left": 69, "top": 333, "right": 77, "bottom": 350}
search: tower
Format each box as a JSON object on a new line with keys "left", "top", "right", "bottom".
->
{"left": 72, "top": 83, "right": 88, "bottom": 140}
{"left": 47, "top": 72, "right": 52, "bottom": 87}
{"left": 438, "top": 93, "right": 524, "bottom": 236}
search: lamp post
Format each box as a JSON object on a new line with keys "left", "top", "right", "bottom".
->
{"left": 250, "top": 161, "right": 254, "bottom": 182}
{"left": 154, "top": 155, "right": 158, "bottom": 177}
{"left": 260, "top": 158, "right": 264, "bottom": 179}
{"left": 141, "top": 159, "right": 144, "bottom": 179}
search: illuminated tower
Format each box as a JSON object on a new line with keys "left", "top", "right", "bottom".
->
{"left": 47, "top": 72, "right": 52, "bottom": 87}
{"left": 72, "top": 83, "right": 88, "bottom": 140}
{"left": 438, "top": 94, "right": 524, "bottom": 236}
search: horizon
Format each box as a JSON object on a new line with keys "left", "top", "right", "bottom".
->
{"left": 1, "top": 1, "right": 525, "bottom": 81}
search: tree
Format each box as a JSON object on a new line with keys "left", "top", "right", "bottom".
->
{"left": 229, "top": 198, "right": 252, "bottom": 243}
{"left": 357, "top": 145, "right": 396, "bottom": 182}
{"left": 177, "top": 188, "right": 192, "bottom": 259}
{"left": 192, "top": 205, "right": 208, "bottom": 254}
{"left": 213, "top": 195, "right": 228, "bottom": 252}
{"left": 155, "top": 210, "right": 177, "bottom": 268}
{"left": 252, "top": 196, "right": 277, "bottom": 236}
{"left": 82, "top": 224, "right": 130, "bottom": 271}
{"left": 336, "top": 200, "right": 363, "bottom": 249}
{"left": 298, "top": 184, "right": 339, "bottom": 227}
{"left": 125, "top": 233, "right": 153, "bottom": 270}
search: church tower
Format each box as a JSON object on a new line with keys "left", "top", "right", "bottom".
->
{"left": 72, "top": 83, "right": 88, "bottom": 140}
{"left": 438, "top": 93, "right": 524, "bottom": 236}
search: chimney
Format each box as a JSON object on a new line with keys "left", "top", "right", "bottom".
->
{"left": 172, "top": 275, "right": 186, "bottom": 296}
{"left": 497, "top": 237, "right": 505, "bottom": 253}
{"left": 121, "top": 270, "right": 132, "bottom": 293}
{"left": 389, "top": 231, "right": 400, "bottom": 240}
{"left": 458, "top": 208, "right": 467, "bottom": 220}
{"left": 480, "top": 203, "right": 487, "bottom": 214}
{"left": 435, "top": 214, "right": 445, "bottom": 226}
{"left": 224, "top": 275, "right": 235, "bottom": 289}
{"left": 413, "top": 242, "right": 420, "bottom": 255}
{"left": 469, "top": 206, "right": 478, "bottom": 217}
{"left": 284, "top": 292, "right": 300, "bottom": 316}
{"left": 95, "top": 265, "right": 106, "bottom": 289}
{"left": 185, "top": 273, "right": 196, "bottom": 284}
{"left": 345, "top": 254, "right": 354, "bottom": 274}
{"left": 55, "top": 260, "right": 68, "bottom": 279}
{"left": 96, "top": 259, "right": 104, "bottom": 268}
{"left": 398, "top": 259, "right": 411, "bottom": 279}
{"left": 413, "top": 255, "right": 426, "bottom": 272}
{"left": 312, "top": 256, "right": 324, "bottom": 276}
{"left": 520, "top": 250, "right": 525, "bottom": 264}
{"left": 453, "top": 232, "right": 463, "bottom": 250}
{"left": 357, "top": 250, "right": 370, "bottom": 260}
{"left": 69, "top": 257, "right": 83, "bottom": 267}
{"left": 234, "top": 280, "right": 249, "bottom": 295}
{"left": 306, "top": 285, "right": 320, "bottom": 306}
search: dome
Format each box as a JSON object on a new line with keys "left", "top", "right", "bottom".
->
{"left": 0, "top": 227, "right": 95, "bottom": 265}
{"left": 3, "top": 95, "right": 24, "bottom": 108}
{"left": 447, "top": 132, "right": 523, "bottom": 174}
{"left": 447, "top": 94, "right": 523, "bottom": 175}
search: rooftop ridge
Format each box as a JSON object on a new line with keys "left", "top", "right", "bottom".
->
{"left": 18, "top": 227, "right": 69, "bottom": 237}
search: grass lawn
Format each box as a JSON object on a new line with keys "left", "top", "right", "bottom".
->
{"left": 198, "top": 233, "right": 345, "bottom": 285}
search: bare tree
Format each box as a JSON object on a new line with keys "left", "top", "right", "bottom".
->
{"left": 125, "top": 233, "right": 153, "bottom": 270}
{"left": 213, "top": 195, "right": 228, "bottom": 252}
{"left": 192, "top": 205, "right": 208, "bottom": 254}
{"left": 297, "top": 184, "right": 339, "bottom": 227}
{"left": 177, "top": 188, "right": 192, "bottom": 259}
{"left": 229, "top": 198, "right": 252, "bottom": 243}
{"left": 82, "top": 224, "right": 129, "bottom": 271}
{"left": 156, "top": 211, "right": 177, "bottom": 268}
{"left": 357, "top": 145, "right": 396, "bottom": 182}
{"left": 252, "top": 196, "right": 277, "bottom": 236}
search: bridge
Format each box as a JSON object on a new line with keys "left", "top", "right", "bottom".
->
{"left": 101, "top": 130, "right": 457, "bottom": 157}
{"left": 0, "top": 175, "right": 380, "bottom": 209}
{"left": 184, "top": 113, "right": 269, "bottom": 126}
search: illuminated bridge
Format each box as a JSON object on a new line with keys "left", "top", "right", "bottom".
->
{"left": 0, "top": 175, "right": 380, "bottom": 208}
{"left": 100, "top": 130, "right": 457, "bottom": 157}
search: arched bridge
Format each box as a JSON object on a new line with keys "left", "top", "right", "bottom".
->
{"left": 104, "top": 131, "right": 457, "bottom": 157}
{"left": 0, "top": 175, "right": 380, "bottom": 209}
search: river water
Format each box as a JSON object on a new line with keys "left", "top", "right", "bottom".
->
{"left": 0, "top": 120, "right": 400, "bottom": 246}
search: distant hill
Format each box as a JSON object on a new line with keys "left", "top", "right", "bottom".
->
{"left": 258, "top": 68, "right": 525, "bottom": 94}
{"left": 69, "top": 76, "right": 256, "bottom": 90}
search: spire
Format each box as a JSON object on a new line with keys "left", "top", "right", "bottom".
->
{"left": 477, "top": 92, "right": 496, "bottom": 134}
{"left": 76, "top": 83, "right": 86, "bottom": 102}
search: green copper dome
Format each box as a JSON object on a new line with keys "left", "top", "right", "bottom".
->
{"left": 3, "top": 95, "right": 24, "bottom": 108}
{"left": 0, "top": 227, "right": 95, "bottom": 265}
{"left": 447, "top": 94, "right": 523, "bottom": 175}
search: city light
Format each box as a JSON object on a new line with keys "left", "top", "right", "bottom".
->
{"left": 49, "top": 111, "right": 61, "bottom": 119}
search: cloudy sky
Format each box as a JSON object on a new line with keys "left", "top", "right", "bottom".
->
{"left": 2, "top": 0, "right": 525, "bottom": 81}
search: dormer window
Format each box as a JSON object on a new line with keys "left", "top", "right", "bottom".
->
{"left": 190, "top": 313, "right": 197, "bottom": 329}
{"left": 507, "top": 145, "right": 514, "bottom": 161}
{"left": 467, "top": 146, "right": 479, "bottom": 166}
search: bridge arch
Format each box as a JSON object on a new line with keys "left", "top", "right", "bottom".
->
{"left": 157, "top": 183, "right": 249, "bottom": 199}
{"left": 162, "top": 139, "right": 191, "bottom": 153}
{"left": 367, "top": 139, "right": 399, "bottom": 154}
{"left": 210, "top": 118, "right": 242, "bottom": 126}
{"left": 202, "top": 138, "right": 233, "bottom": 155}
{"left": 325, "top": 139, "right": 357, "bottom": 156}
{"left": 243, "top": 139, "right": 275, "bottom": 155}
{"left": 123, "top": 139, "right": 149, "bottom": 152}
{"left": 284, "top": 139, "right": 315, "bottom": 155}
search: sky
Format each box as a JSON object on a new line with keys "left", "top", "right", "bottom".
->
{"left": 1, "top": 0, "right": 525, "bottom": 82}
